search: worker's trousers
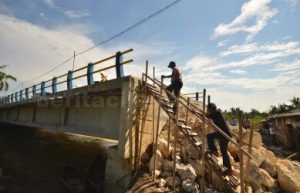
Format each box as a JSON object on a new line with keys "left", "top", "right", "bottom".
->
{"left": 207, "top": 132, "right": 232, "bottom": 170}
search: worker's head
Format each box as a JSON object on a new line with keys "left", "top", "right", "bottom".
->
{"left": 207, "top": 103, "right": 217, "bottom": 113}
{"left": 168, "top": 61, "right": 176, "bottom": 68}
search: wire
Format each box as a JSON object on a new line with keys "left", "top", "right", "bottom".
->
{"left": 10, "top": 0, "right": 182, "bottom": 90}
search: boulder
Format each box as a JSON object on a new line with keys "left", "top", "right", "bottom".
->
{"left": 260, "top": 160, "right": 277, "bottom": 178}
{"left": 243, "top": 131, "right": 262, "bottom": 149}
{"left": 259, "top": 168, "right": 275, "bottom": 188}
{"left": 161, "top": 171, "right": 172, "bottom": 178}
{"left": 182, "top": 179, "right": 200, "bottom": 193}
{"left": 275, "top": 160, "right": 300, "bottom": 192}
{"left": 186, "top": 143, "right": 201, "bottom": 160}
{"left": 162, "top": 159, "right": 173, "bottom": 173}
{"left": 157, "top": 139, "right": 171, "bottom": 159}
{"left": 228, "top": 141, "right": 239, "bottom": 158}
{"left": 158, "top": 178, "right": 166, "bottom": 188}
{"left": 176, "top": 163, "right": 197, "bottom": 181}
{"left": 188, "top": 159, "right": 202, "bottom": 176}
{"left": 166, "top": 175, "right": 181, "bottom": 187}
{"left": 248, "top": 161, "right": 263, "bottom": 192}
{"left": 149, "top": 150, "right": 164, "bottom": 172}
{"left": 250, "top": 148, "right": 265, "bottom": 167}
{"left": 258, "top": 147, "right": 276, "bottom": 162}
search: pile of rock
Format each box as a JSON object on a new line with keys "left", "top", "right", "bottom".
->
{"left": 130, "top": 122, "right": 300, "bottom": 193}
{"left": 145, "top": 138, "right": 201, "bottom": 193}
{"left": 228, "top": 129, "right": 300, "bottom": 193}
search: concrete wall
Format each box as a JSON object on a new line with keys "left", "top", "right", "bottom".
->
{"left": 0, "top": 76, "right": 169, "bottom": 189}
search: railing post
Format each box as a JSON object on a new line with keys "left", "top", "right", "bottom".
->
{"left": 115, "top": 51, "right": 124, "bottom": 78}
{"left": 25, "top": 88, "right": 29, "bottom": 99}
{"left": 10, "top": 94, "right": 13, "bottom": 103}
{"left": 52, "top": 77, "right": 57, "bottom": 94}
{"left": 208, "top": 95, "right": 211, "bottom": 104}
{"left": 19, "top": 90, "right": 23, "bottom": 101}
{"left": 67, "top": 71, "right": 73, "bottom": 90}
{"left": 87, "top": 63, "right": 94, "bottom": 85}
{"left": 15, "top": 92, "right": 18, "bottom": 102}
{"left": 41, "top": 81, "right": 46, "bottom": 96}
{"left": 32, "top": 85, "right": 36, "bottom": 97}
{"left": 196, "top": 92, "right": 199, "bottom": 101}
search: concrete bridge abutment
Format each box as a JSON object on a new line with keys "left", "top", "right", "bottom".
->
{"left": 0, "top": 76, "right": 168, "bottom": 189}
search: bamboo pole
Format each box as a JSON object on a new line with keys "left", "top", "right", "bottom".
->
{"left": 201, "top": 89, "right": 206, "bottom": 193}
{"left": 172, "top": 98, "right": 179, "bottom": 190}
{"left": 245, "top": 125, "right": 254, "bottom": 190}
{"left": 136, "top": 62, "right": 149, "bottom": 170}
{"left": 153, "top": 77, "right": 163, "bottom": 180}
{"left": 238, "top": 110, "right": 245, "bottom": 193}
{"left": 168, "top": 118, "right": 171, "bottom": 153}
{"left": 184, "top": 97, "right": 190, "bottom": 162}
{"left": 152, "top": 66, "right": 155, "bottom": 156}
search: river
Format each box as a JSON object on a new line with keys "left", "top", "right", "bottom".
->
{"left": 0, "top": 123, "right": 118, "bottom": 193}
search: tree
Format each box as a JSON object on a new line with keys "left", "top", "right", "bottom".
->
{"left": 290, "top": 97, "right": 300, "bottom": 109}
{"left": 277, "top": 103, "right": 289, "bottom": 113}
{"left": 269, "top": 105, "right": 278, "bottom": 114}
{"left": 0, "top": 65, "right": 17, "bottom": 91}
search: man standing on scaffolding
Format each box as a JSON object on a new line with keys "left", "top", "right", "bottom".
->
{"left": 161, "top": 61, "right": 183, "bottom": 112}
{"left": 206, "top": 103, "right": 232, "bottom": 175}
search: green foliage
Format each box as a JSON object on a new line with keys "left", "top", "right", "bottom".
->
{"left": 0, "top": 66, "right": 17, "bottom": 91}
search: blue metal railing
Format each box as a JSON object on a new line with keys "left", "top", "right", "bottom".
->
{"left": 0, "top": 49, "right": 133, "bottom": 105}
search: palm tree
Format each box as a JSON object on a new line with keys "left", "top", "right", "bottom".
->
{"left": 290, "top": 97, "right": 300, "bottom": 109}
{"left": 0, "top": 65, "right": 17, "bottom": 91}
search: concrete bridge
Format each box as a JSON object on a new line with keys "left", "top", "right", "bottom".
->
{"left": 0, "top": 49, "right": 169, "bottom": 188}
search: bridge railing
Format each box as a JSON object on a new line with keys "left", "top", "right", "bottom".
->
{"left": 0, "top": 49, "right": 133, "bottom": 105}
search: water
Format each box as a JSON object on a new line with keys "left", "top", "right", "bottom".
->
{"left": 0, "top": 123, "right": 116, "bottom": 193}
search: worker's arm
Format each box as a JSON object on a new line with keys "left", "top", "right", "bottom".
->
{"left": 161, "top": 74, "right": 173, "bottom": 79}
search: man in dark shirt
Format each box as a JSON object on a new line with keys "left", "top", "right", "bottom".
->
{"left": 206, "top": 103, "right": 232, "bottom": 175}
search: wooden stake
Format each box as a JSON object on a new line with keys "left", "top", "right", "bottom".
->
{"left": 153, "top": 77, "right": 163, "bottom": 181}
{"left": 238, "top": 110, "right": 245, "bottom": 193}
{"left": 201, "top": 89, "right": 206, "bottom": 193}
{"left": 245, "top": 125, "right": 254, "bottom": 190}
{"left": 172, "top": 99, "right": 179, "bottom": 190}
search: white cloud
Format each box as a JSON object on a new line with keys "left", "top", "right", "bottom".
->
{"left": 211, "top": 0, "right": 278, "bottom": 41}
{"left": 272, "top": 59, "right": 300, "bottom": 72}
{"left": 230, "top": 69, "right": 247, "bottom": 74}
{"left": 217, "top": 39, "right": 229, "bottom": 47}
{"left": 220, "top": 41, "right": 300, "bottom": 57}
{"left": 63, "top": 10, "right": 91, "bottom": 19}
{"left": 0, "top": 14, "right": 173, "bottom": 95}
{"left": 183, "top": 54, "right": 217, "bottom": 71}
{"left": 43, "top": 0, "right": 57, "bottom": 8}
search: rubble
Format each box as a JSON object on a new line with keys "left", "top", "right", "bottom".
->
{"left": 128, "top": 122, "right": 300, "bottom": 193}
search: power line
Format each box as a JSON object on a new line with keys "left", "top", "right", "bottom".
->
{"left": 12, "top": 0, "right": 182, "bottom": 90}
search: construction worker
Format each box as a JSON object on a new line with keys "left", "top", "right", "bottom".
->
{"left": 161, "top": 61, "right": 183, "bottom": 111}
{"left": 206, "top": 103, "right": 232, "bottom": 175}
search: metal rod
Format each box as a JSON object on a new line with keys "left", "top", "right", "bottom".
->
{"left": 238, "top": 110, "right": 245, "bottom": 193}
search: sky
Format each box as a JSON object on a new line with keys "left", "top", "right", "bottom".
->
{"left": 0, "top": 0, "right": 299, "bottom": 112}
